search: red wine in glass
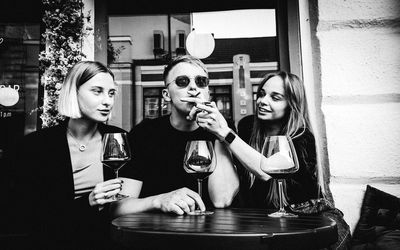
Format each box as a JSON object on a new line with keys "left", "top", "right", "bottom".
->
{"left": 102, "top": 158, "right": 129, "bottom": 170}
{"left": 183, "top": 140, "right": 216, "bottom": 215}
{"left": 101, "top": 132, "right": 131, "bottom": 200}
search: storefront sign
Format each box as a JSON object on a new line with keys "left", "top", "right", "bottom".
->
{"left": 0, "top": 111, "right": 12, "bottom": 118}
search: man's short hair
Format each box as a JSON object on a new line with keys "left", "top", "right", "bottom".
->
{"left": 163, "top": 55, "right": 208, "bottom": 85}
{"left": 58, "top": 61, "right": 114, "bottom": 118}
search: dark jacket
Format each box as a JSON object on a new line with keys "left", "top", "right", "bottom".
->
{"left": 12, "top": 120, "right": 126, "bottom": 249}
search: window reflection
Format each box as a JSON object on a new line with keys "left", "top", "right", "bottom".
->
{"left": 0, "top": 23, "right": 40, "bottom": 160}
{"left": 108, "top": 9, "right": 278, "bottom": 125}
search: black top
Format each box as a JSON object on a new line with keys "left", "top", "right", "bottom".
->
{"left": 11, "top": 120, "right": 129, "bottom": 249}
{"left": 233, "top": 115, "right": 319, "bottom": 208}
{"left": 128, "top": 115, "right": 217, "bottom": 207}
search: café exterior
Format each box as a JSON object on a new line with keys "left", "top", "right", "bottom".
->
{"left": 1, "top": 0, "right": 399, "bottom": 240}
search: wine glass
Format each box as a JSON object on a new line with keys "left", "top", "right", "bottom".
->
{"left": 101, "top": 132, "right": 131, "bottom": 200}
{"left": 183, "top": 140, "right": 217, "bottom": 215}
{"left": 260, "top": 135, "right": 299, "bottom": 217}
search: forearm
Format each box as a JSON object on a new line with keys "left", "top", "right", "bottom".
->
{"left": 111, "top": 187, "right": 206, "bottom": 216}
{"left": 110, "top": 194, "right": 161, "bottom": 218}
{"left": 193, "top": 104, "right": 270, "bottom": 184}
{"left": 221, "top": 131, "right": 272, "bottom": 182}
{"left": 109, "top": 178, "right": 159, "bottom": 217}
{"left": 208, "top": 140, "right": 239, "bottom": 208}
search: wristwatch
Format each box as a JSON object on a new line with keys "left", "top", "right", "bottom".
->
{"left": 223, "top": 130, "right": 236, "bottom": 144}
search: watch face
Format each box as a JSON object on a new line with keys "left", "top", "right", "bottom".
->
{"left": 225, "top": 132, "right": 236, "bottom": 144}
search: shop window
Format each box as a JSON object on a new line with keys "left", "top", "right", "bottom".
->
{"left": 143, "top": 87, "right": 171, "bottom": 119}
{"left": 142, "top": 86, "right": 232, "bottom": 121}
{"left": 0, "top": 23, "right": 40, "bottom": 161}
{"left": 209, "top": 86, "right": 232, "bottom": 121}
{"left": 0, "top": 23, "right": 41, "bottom": 220}
{"left": 106, "top": 2, "right": 302, "bottom": 127}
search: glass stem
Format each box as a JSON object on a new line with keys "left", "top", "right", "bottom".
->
{"left": 197, "top": 179, "right": 203, "bottom": 199}
{"left": 196, "top": 179, "right": 203, "bottom": 211}
{"left": 115, "top": 170, "right": 119, "bottom": 179}
{"left": 278, "top": 179, "right": 285, "bottom": 213}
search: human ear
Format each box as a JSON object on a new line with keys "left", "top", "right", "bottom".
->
{"left": 162, "top": 88, "right": 171, "bottom": 102}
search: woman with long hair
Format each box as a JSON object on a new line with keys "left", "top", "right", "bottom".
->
{"left": 188, "top": 71, "right": 320, "bottom": 208}
{"left": 190, "top": 71, "right": 351, "bottom": 249}
{"left": 236, "top": 71, "right": 319, "bottom": 208}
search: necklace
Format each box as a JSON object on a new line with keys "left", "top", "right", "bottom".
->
{"left": 67, "top": 128, "right": 96, "bottom": 152}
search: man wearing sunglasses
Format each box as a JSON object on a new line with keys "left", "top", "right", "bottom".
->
{"left": 113, "top": 55, "right": 239, "bottom": 216}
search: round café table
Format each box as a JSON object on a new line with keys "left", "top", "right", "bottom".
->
{"left": 111, "top": 208, "right": 337, "bottom": 250}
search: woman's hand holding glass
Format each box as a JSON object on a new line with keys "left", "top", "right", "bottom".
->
{"left": 89, "top": 178, "right": 123, "bottom": 206}
{"left": 181, "top": 97, "right": 230, "bottom": 140}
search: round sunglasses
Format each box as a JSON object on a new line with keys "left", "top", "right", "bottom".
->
{"left": 166, "top": 75, "right": 209, "bottom": 88}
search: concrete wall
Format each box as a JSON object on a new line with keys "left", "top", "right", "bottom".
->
{"left": 312, "top": 0, "right": 400, "bottom": 232}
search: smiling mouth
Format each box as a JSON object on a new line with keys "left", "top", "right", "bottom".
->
{"left": 258, "top": 107, "right": 271, "bottom": 113}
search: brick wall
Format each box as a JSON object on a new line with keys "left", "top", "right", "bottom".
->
{"left": 313, "top": 0, "right": 400, "bottom": 231}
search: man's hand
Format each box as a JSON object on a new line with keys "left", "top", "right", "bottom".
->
{"left": 152, "top": 187, "right": 205, "bottom": 215}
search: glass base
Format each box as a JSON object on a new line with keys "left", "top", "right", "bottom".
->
{"left": 187, "top": 210, "right": 214, "bottom": 215}
{"left": 268, "top": 210, "right": 298, "bottom": 218}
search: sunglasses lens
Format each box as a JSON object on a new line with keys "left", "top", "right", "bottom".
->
{"left": 173, "top": 75, "right": 209, "bottom": 88}
{"left": 195, "top": 76, "right": 209, "bottom": 87}
{"left": 175, "top": 76, "right": 190, "bottom": 87}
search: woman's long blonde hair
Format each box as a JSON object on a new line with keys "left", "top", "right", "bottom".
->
{"left": 246, "top": 71, "right": 313, "bottom": 207}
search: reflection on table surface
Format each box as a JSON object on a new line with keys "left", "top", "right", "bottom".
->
{"left": 111, "top": 208, "right": 338, "bottom": 250}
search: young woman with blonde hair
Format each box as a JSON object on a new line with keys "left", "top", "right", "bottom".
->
{"left": 13, "top": 61, "right": 133, "bottom": 249}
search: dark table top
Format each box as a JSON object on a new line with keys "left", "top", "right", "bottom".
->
{"left": 111, "top": 208, "right": 338, "bottom": 250}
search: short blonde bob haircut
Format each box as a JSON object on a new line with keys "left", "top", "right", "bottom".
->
{"left": 58, "top": 61, "right": 114, "bottom": 118}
